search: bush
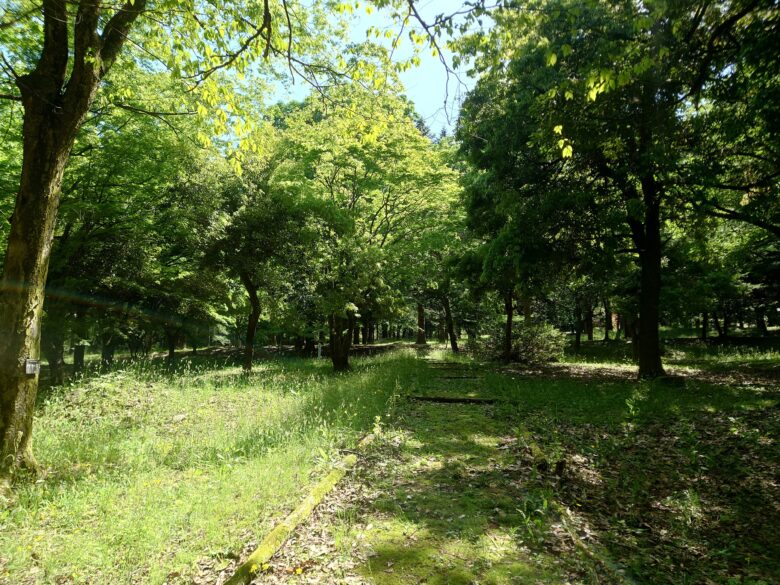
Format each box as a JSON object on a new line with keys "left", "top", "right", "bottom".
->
{"left": 482, "top": 321, "right": 566, "bottom": 364}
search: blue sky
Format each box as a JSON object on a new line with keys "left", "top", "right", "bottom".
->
{"left": 271, "top": 0, "right": 475, "bottom": 135}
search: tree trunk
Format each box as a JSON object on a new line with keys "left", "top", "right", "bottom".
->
{"left": 165, "top": 330, "right": 178, "bottom": 362}
{"left": 521, "top": 296, "right": 532, "bottom": 324}
{"left": 635, "top": 192, "right": 665, "bottom": 378}
{"left": 574, "top": 304, "right": 583, "bottom": 351}
{"left": 756, "top": 307, "right": 769, "bottom": 336}
{"left": 353, "top": 326, "right": 360, "bottom": 345}
{"left": 603, "top": 299, "right": 612, "bottom": 342}
{"left": 0, "top": 0, "right": 147, "bottom": 482}
{"left": 329, "top": 312, "right": 355, "bottom": 372}
{"left": 442, "top": 296, "right": 459, "bottom": 353}
{"left": 43, "top": 334, "right": 66, "bottom": 387}
{"left": 242, "top": 279, "right": 261, "bottom": 372}
{"left": 503, "top": 289, "right": 514, "bottom": 362}
{"left": 72, "top": 306, "right": 88, "bottom": 371}
{"left": 101, "top": 333, "right": 116, "bottom": 368}
{"left": 584, "top": 305, "right": 594, "bottom": 341}
{"left": 701, "top": 311, "right": 709, "bottom": 340}
{"left": 712, "top": 312, "right": 724, "bottom": 337}
{"left": 416, "top": 303, "right": 427, "bottom": 344}
{"left": 0, "top": 102, "right": 81, "bottom": 477}
{"left": 304, "top": 337, "right": 316, "bottom": 357}
{"left": 437, "top": 317, "right": 447, "bottom": 342}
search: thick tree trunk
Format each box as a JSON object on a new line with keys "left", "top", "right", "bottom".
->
{"left": 329, "top": 312, "right": 355, "bottom": 372}
{"left": 442, "top": 296, "right": 459, "bottom": 353}
{"left": 0, "top": 0, "right": 146, "bottom": 482}
{"left": 242, "top": 279, "right": 261, "bottom": 372}
{"left": 416, "top": 303, "right": 427, "bottom": 344}
{"left": 0, "top": 105, "right": 80, "bottom": 476}
{"left": 636, "top": 195, "right": 665, "bottom": 378}
{"left": 503, "top": 289, "right": 514, "bottom": 362}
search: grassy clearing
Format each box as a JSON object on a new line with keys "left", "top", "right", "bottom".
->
{"left": 258, "top": 342, "right": 778, "bottom": 585}
{"left": 0, "top": 351, "right": 424, "bottom": 584}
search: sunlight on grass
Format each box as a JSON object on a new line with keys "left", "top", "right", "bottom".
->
{"left": 0, "top": 351, "right": 422, "bottom": 584}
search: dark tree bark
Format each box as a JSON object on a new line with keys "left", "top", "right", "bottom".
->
{"left": 442, "top": 296, "right": 459, "bottom": 353}
{"left": 436, "top": 317, "right": 447, "bottom": 342}
{"left": 574, "top": 304, "right": 583, "bottom": 351}
{"left": 416, "top": 303, "right": 427, "bottom": 344}
{"left": 0, "top": 0, "right": 147, "bottom": 482}
{"left": 603, "top": 299, "right": 613, "bottom": 342}
{"left": 329, "top": 312, "right": 355, "bottom": 372}
{"left": 712, "top": 312, "right": 724, "bottom": 337}
{"left": 165, "top": 330, "right": 178, "bottom": 363}
{"left": 353, "top": 326, "right": 360, "bottom": 345}
{"left": 100, "top": 332, "right": 116, "bottom": 368}
{"left": 521, "top": 296, "right": 532, "bottom": 323}
{"left": 241, "top": 274, "right": 261, "bottom": 372}
{"left": 701, "top": 311, "right": 709, "bottom": 340}
{"left": 72, "top": 307, "right": 89, "bottom": 370}
{"left": 43, "top": 334, "right": 66, "bottom": 387}
{"left": 756, "top": 307, "right": 769, "bottom": 336}
{"left": 585, "top": 305, "right": 594, "bottom": 341}
{"left": 632, "top": 180, "right": 665, "bottom": 378}
{"left": 503, "top": 289, "right": 514, "bottom": 362}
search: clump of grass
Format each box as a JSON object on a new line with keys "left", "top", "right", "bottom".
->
{"left": 0, "top": 351, "right": 422, "bottom": 584}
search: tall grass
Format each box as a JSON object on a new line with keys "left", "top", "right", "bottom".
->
{"left": 0, "top": 351, "right": 422, "bottom": 584}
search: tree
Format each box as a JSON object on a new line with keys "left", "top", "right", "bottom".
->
{"left": 203, "top": 141, "right": 314, "bottom": 371}
{"left": 454, "top": 0, "right": 776, "bottom": 377}
{"left": 0, "top": 0, "right": 360, "bottom": 483}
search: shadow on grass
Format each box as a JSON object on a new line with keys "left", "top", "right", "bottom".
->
{"left": 337, "top": 357, "right": 779, "bottom": 584}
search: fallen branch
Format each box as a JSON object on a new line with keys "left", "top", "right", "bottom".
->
{"left": 225, "top": 435, "right": 374, "bottom": 585}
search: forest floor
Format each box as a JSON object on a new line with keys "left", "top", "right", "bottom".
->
{"left": 1, "top": 342, "right": 777, "bottom": 584}
{"left": 239, "top": 344, "right": 779, "bottom": 585}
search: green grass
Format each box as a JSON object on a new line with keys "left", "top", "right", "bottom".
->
{"left": 0, "top": 351, "right": 424, "bottom": 584}
{"left": 319, "top": 345, "right": 778, "bottom": 585}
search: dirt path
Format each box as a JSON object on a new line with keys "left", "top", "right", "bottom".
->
{"left": 245, "top": 357, "right": 601, "bottom": 584}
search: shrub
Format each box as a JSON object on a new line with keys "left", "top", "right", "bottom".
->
{"left": 481, "top": 321, "right": 566, "bottom": 364}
